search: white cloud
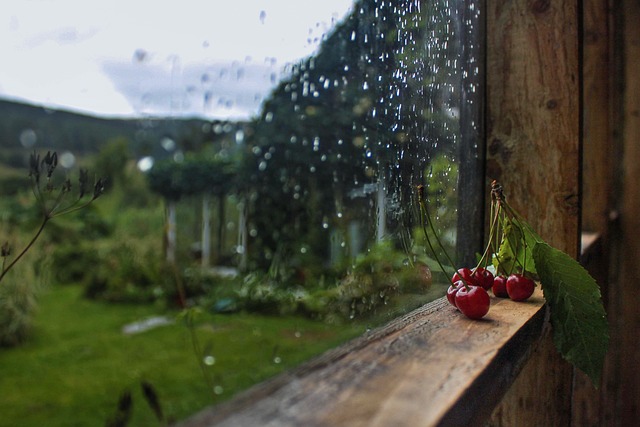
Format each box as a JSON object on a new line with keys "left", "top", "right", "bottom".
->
{"left": 0, "top": 0, "right": 354, "bottom": 119}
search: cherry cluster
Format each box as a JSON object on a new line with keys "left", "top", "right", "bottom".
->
{"left": 446, "top": 267, "right": 536, "bottom": 320}
{"left": 417, "top": 181, "right": 538, "bottom": 321}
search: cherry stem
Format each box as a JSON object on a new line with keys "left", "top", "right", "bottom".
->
{"left": 475, "top": 200, "right": 501, "bottom": 272}
{"left": 416, "top": 185, "right": 468, "bottom": 288}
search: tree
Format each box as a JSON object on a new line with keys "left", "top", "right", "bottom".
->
{"left": 241, "top": 0, "right": 462, "bottom": 273}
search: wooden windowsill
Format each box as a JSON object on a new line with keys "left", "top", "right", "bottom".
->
{"left": 178, "top": 288, "right": 548, "bottom": 427}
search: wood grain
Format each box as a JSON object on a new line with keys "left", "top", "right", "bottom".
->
{"left": 178, "top": 291, "right": 547, "bottom": 427}
{"left": 485, "top": 1, "right": 580, "bottom": 426}
{"left": 616, "top": 0, "right": 640, "bottom": 422}
{"left": 485, "top": 0, "right": 580, "bottom": 254}
{"left": 582, "top": 0, "right": 614, "bottom": 234}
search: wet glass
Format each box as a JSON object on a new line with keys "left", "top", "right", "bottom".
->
{"left": 0, "top": 0, "right": 482, "bottom": 424}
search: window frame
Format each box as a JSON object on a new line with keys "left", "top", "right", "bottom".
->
{"left": 178, "top": 1, "right": 590, "bottom": 425}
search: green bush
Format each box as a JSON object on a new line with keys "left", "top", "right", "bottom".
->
{"left": 233, "top": 273, "right": 302, "bottom": 316}
{"left": 50, "top": 242, "right": 101, "bottom": 285}
{"left": 50, "top": 239, "right": 168, "bottom": 304}
{"left": 0, "top": 265, "right": 38, "bottom": 347}
{"left": 83, "top": 242, "right": 165, "bottom": 303}
{"left": 299, "top": 241, "right": 432, "bottom": 321}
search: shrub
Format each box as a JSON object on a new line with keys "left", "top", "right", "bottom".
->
{"left": 50, "top": 242, "right": 101, "bottom": 285}
{"left": 0, "top": 265, "right": 38, "bottom": 346}
{"left": 83, "top": 242, "right": 165, "bottom": 304}
{"left": 299, "top": 241, "right": 432, "bottom": 321}
{"left": 233, "top": 273, "right": 302, "bottom": 315}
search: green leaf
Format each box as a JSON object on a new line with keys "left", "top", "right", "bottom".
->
{"left": 533, "top": 242, "right": 609, "bottom": 386}
{"left": 493, "top": 217, "right": 537, "bottom": 276}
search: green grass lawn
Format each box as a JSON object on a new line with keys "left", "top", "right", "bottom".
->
{"left": 0, "top": 285, "right": 365, "bottom": 427}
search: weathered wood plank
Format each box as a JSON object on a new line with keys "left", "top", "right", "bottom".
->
{"left": 485, "top": 0, "right": 580, "bottom": 254}
{"left": 582, "top": 0, "right": 614, "bottom": 234}
{"left": 485, "top": 0, "right": 580, "bottom": 425}
{"left": 616, "top": 0, "right": 640, "bottom": 422}
{"left": 178, "top": 291, "right": 547, "bottom": 427}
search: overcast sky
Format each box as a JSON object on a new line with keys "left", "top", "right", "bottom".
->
{"left": 0, "top": 0, "right": 354, "bottom": 120}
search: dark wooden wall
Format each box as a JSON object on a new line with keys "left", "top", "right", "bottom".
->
{"left": 486, "top": 0, "right": 640, "bottom": 425}
{"left": 611, "top": 0, "right": 640, "bottom": 423}
{"left": 484, "top": 1, "right": 579, "bottom": 425}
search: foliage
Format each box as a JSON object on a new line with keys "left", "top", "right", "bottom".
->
{"left": 0, "top": 151, "right": 105, "bottom": 283}
{"left": 233, "top": 273, "right": 303, "bottom": 316}
{"left": 242, "top": 0, "right": 461, "bottom": 272}
{"left": 533, "top": 242, "right": 609, "bottom": 385}
{"left": 491, "top": 184, "right": 609, "bottom": 386}
{"left": 92, "top": 137, "right": 131, "bottom": 192}
{"left": 214, "top": 241, "right": 432, "bottom": 321}
{"left": 82, "top": 241, "right": 167, "bottom": 304}
{"left": 0, "top": 264, "right": 38, "bottom": 347}
{"left": 0, "top": 150, "right": 105, "bottom": 346}
{"left": 324, "top": 241, "right": 431, "bottom": 319}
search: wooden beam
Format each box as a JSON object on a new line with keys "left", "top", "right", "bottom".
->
{"left": 582, "top": 0, "right": 614, "bottom": 234}
{"left": 485, "top": 1, "right": 580, "bottom": 425}
{"left": 178, "top": 291, "right": 547, "bottom": 427}
{"left": 486, "top": 0, "right": 580, "bottom": 253}
{"left": 615, "top": 0, "right": 640, "bottom": 422}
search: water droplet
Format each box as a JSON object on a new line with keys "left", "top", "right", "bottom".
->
{"left": 19, "top": 129, "right": 37, "bottom": 148}
{"left": 161, "top": 137, "right": 176, "bottom": 151}
{"left": 214, "top": 385, "right": 224, "bottom": 395}
{"left": 59, "top": 151, "right": 76, "bottom": 169}
{"left": 258, "top": 161, "right": 267, "bottom": 171}
{"left": 203, "top": 355, "right": 216, "bottom": 366}
{"left": 137, "top": 156, "right": 154, "bottom": 172}
{"left": 273, "top": 356, "right": 282, "bottom": 364}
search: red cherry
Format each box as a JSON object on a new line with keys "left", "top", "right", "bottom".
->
{"left": 447, "top": 280, "right": 465, "bottom": 308}
{"left": 455, "top": 285, "right": 490, "bottom": 320}
{"left": 452, "top": 268, "right": 478, "bottom": 287}
{"left": 506, "top": 274, "right": 535, "bottom": 301}
{"left": 492, "top": 275, "right": 509, "bottom": 298}
{"left": 473, "top": 267, "right": 494, "bottom": 290}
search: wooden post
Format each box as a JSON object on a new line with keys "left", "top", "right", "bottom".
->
{"left": 573, "top": 0, "right": 615, "bottom": 424}
{"left": 485, "top": 1, "right": 580, "bottom": 425}
{"left": 614, "top": 0, "right": 640, "bottom": 422}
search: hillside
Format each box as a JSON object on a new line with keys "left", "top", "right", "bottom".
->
{"left": 0, "top": 98, "right": 246, "bottom": 169}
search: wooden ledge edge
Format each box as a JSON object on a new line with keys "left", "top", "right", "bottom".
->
{"left": 178, "top": 290, "right": 548, "bottom": 427}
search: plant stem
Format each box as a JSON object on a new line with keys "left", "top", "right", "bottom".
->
{"left": 0, "top": 217, "right": 49, "bottom": 283}
{"left": 417, "top": 186, "right": 460, "bottom": 287}
{"left": 184, "top": 309, "right": 217, "bottom": 401}
{"left": 418, "top": 186, "right": 458, "bottom": 270}
{"left": 475, "top": 202, "right": 501, "bottom": 271}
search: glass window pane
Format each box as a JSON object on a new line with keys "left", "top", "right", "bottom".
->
{"left": 0, "top": 0, "right": 482, "bottom": 424}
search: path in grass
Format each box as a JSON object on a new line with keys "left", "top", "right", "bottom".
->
{"left": 0, "top": 285, "right": 365, "bottom": 427}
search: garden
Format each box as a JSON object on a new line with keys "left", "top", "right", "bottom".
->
{"left": 0, "top": 141, "right": 452, "bottom": 427}
{"left": 0, "top": 2, "right": 462, "bottom": 424}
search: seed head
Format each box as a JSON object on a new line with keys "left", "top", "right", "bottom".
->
{"left": 1, "top": 241, "right": 10, "bottom": 257}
